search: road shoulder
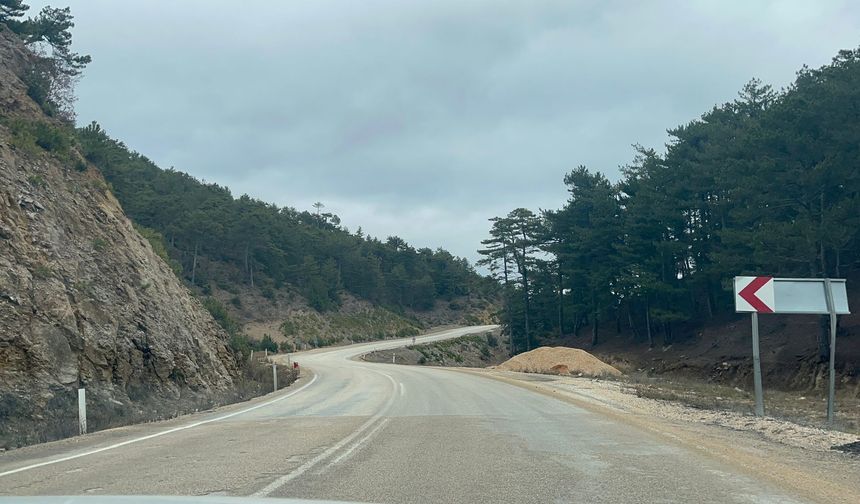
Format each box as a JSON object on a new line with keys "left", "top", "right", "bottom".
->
{"left": 450, "top": 367, "right": 860, "bottom": 504}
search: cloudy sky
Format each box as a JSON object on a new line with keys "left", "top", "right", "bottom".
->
{"left": 30, "top": 0, "right": 860, "bottom": 265}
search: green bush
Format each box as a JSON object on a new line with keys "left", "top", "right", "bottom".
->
{"left": 22, "top": 63, "right": 58, "bottom": 117}
{"left": 133, "top": 224, "right": 182, "bottom": 276}
{"left": 257, "top": 334, "right": 278, "bottom": 353}
{"left": 91, "top": 238, "right": 108, "bottom": 252}
{"left": 261, "top": 285, "right": 275, "bottom": 300}
{"left": 32, "top": 264, "right": 52, "bottom": 279}
{"left": 202, "top": 297, "right": 241, "bottom": 336}
{"left": 280, "top": 318, "right": 298, "bottom": 336}
{"left": 34, "top": 122, "right": 70, "bottom": 151}
{"left": 27, "top": 174, "right": 46, "bottom": 187}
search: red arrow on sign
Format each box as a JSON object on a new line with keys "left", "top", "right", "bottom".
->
{"left": 739, "top": 276, "right": 774, "bottom": 313}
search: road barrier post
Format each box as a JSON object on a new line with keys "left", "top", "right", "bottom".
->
{"left": 392, "top": 353, "right": 396, "bottom": 364}
{"left": 78, "top": 388, "right": 87, "bottom": 435}
{"left": 272, "top": 363, "right": 278, "bottom": 392}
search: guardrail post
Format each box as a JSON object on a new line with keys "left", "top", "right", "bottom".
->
{"left": 78, "top": 388, "right": 87, "bottom": 435}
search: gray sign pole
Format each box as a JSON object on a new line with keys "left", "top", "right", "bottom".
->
{"left": 750, "top": 312, "right": 764, "bottom": 417}
{"left": 824, "top": 279, "right": 837, "bottom": 423}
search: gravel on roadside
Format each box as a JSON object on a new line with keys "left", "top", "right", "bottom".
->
{"left": 485, "top": 370, "right": 860, "bottom": 453}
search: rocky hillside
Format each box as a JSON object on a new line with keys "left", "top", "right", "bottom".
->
{"left": 0, "top": 27, "right": 249, "bottom": 449}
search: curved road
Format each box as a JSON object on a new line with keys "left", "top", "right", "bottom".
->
{"left": 0, "top": 325, "right": 807, "bottom": 503}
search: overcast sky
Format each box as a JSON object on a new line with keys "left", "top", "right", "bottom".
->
{"left": 31, "top": 0, "right": 860, "bottom": 265}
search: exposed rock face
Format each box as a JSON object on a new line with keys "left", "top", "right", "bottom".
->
{"left": 0, "top": 28, "right": 241, "bottom": 448}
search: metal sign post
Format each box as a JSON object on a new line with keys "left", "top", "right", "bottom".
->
{"left": 734, "top": 276, "right": 849, "bottom": 422}
{"left": 750, "top": 312, "right": 764, "bottom": 417}
{"left": 823, "top": 279, "right": 837, "bottom": 423}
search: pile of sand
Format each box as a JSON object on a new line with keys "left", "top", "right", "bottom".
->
{"left": 496, "top": 346, "right": 622, "bottom": 378}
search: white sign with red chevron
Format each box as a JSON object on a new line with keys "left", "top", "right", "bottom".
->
{"left": 733, "top": 276, "right": 850, "bottom": 315}
{"left": 734, "top": 276, "right": 775, "bottom": 313}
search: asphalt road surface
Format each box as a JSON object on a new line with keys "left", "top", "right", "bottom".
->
{"left": 0, "top": 325, "right": 812, "bottom": 503}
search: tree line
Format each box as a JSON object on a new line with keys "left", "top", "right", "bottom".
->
{"left": 0, "top": 1, "right": 91, "bottom": 121}
{"left": 481, "top": 48, "right": 860, "bottom": 357}
{"left": 76, "top": 123, "right": 494, "bottom": 313}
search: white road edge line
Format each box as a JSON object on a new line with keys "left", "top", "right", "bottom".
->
{"left": 0, "top": 374, "right": 319, "bottom": 479}
{"left": 251, "top": 370, "right": 398, "bottom": 497}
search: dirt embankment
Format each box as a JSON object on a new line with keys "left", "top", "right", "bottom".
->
{"left": 552, "top": 309, "right": 860, "bottom": 400}
{"left": 362, "top": 330, "right": 509, "bottom": 367}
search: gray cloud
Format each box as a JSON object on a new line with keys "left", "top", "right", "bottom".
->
{"left": 31, "top": 0, "right": 860, "bottom": 263}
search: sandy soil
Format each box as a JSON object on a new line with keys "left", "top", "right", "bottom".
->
{"left": 496, "top": 346, "right": 622, "bottom": 377}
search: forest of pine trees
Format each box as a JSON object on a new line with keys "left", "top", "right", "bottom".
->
{"left": 482, "top": 48, "right": 860, "bottom": 355}
{"left": 75, "top": 123, "right": 494, "bottom": 313}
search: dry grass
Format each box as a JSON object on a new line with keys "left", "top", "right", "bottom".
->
{"left": 626, "top": 373, "right": 860, "bottom": 435}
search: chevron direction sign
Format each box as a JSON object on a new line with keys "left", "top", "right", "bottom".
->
{"left": 734, "top": 275, "right": 849, "bottom": 421}
{"left": 734, "top": 276, "right": 849, "bottom": 315}
{"left": 734, "top": 276, "right": 775, "bottom": 313}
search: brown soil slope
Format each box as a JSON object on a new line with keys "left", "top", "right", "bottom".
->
{"left": 554, "top": 308, "right": 860, "bottom": 398}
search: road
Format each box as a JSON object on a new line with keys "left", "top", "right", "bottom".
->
{"left": 0, "top": 325, "right": 814, "bottom": 503}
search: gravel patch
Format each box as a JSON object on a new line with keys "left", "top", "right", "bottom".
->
{"left": 489, "top": 370, "right": 860, "bottom": 453}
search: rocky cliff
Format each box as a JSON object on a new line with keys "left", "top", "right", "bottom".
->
{"left": 0, "top": 27, "right": 246, "bottom": 449}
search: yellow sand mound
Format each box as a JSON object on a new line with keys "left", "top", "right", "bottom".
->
{"left": 497, "top": 346, "right": 622, "bottom": 378}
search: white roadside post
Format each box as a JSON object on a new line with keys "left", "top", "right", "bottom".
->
{"left": 272, "top": 363, "right": 278, "bottom": 392}
{"left": 392, "top": 353, "right": 396, "bottom": 364}
{"left": 77, "top": 388, "right": 87, "bottom": 435}
{"left": 734, "top": 276, "right": 849, "bottom": 422}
